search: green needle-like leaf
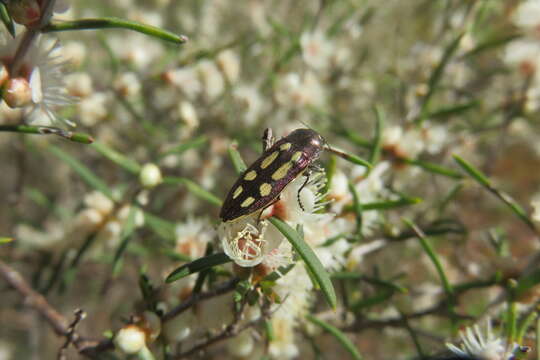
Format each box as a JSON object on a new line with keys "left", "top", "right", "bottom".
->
{"left": 228, "top": 140, "right": 248, "bottom": 174}
{"left": 92, "top": 141, "right": 141, "bottom": 174}
{"left": 48, "top": 145, "right": 113, "bottom": 199}
{"left": 112, "top": 206, "right": 139, "bottom": 275}
{"left": 453, "top": 154, "right": 490, "bottom": 186}
{"left": 348, "top": 182, "right": 363, "bottom": 237}
{"left": 329, "top": 148, "right": 372, "bottom": 169}
{"left": 369, "top": 105, "right": 384, "bottom": 166}
{"left": 418, "top": 32, "right": 465, "bottom": 124}
{"left": 269, "top": 217, "right": 337, "bottom": 309}
{"left": 0, "top": 237, "right": 13, "bottom": 244}
{"left": 306, "top": 314, "right": 363, "bottom": 360}
{"left": 160, "top": 136, "right": 208, "bottom": 158}
{"left": 163, "top": 176, "right": 222, "bottom": 207}
{"left": 453, "top": 154, "right": 537, "bottom": 233}
{"left": 427, "top": 101, "right": 479, "bottom": 119}
{"left": 404, "top": 219, "right": 454, "bottom": 298}
{"left": 356, "top": 197, "right": 422, "bottom": 211}
{"left": 166, "top": 252, "right": 231, "bottom": 283}
{"left": 405, "top": 158, "right": 463, "bottom": 179}
{"left": 0, "top": 3, "right": 14, "bottom": 37}
{"left": 43, "top": 17, "right": 188, "bottom": 44}
{"left": 144, "top": 212, "right": 176, "bottom": 243}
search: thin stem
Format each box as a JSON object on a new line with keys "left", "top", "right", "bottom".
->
{"left": 11, "top": 0, "right": 57, "bottom": 75}
{"left": 162, "top": 278, "right": 240, "bottom": 322}
{"left": 0, "top": 125, "right": 94, "bottom": 144}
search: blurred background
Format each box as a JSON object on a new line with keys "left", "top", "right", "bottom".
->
{"left": 1, "top": 0, "right": 540, "bottom": 359}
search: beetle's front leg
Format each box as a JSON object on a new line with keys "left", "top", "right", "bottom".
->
{"left": 262, "top": 128, "right": 275, "bottom": 152}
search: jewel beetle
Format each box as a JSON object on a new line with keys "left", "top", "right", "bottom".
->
{"left": 220, "top": 128, "right": 330, "bottom": 222}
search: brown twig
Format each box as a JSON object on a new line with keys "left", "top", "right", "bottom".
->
{"left": 172, "top": 302, "right": 271, "bottom": 359}
{"left": 58, "top": 309, "right": 86, "bottom": 360}
{"left": 0, "top": 259, "right": 114, "bottom": 357}
{"left": 0, "top": 258, "right": 69, "bottom": 336}
{"left": 162, "top": 277, "right": 241, "bottom": 322}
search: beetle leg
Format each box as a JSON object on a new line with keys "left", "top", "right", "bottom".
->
{"left": 297, "top": 172, "right": 311, "bottom": 212}
{"left": 262, "top": 128, "right": 275, "bottom": 152}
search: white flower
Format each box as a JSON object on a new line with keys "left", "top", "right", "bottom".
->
{"left": 0, "top": 340, "right": 12, "bottom": 360}
{"left": 117, "top": 205, "right": 145, "bottom": 228}
{"left": 14, "top": 222, "right": 64, "bottom": 250}
{"left": 128, "top": 9, "right": 164, "bottom": 28}
{"left": 0, "top": 36, "right": 73, "bottom": 126}
{"left": 503, "top": 39, "right": 540, "bottom": 77}
{"left": 77, "top": 92, "right": 108, "bottom": 126}
{"left": 109, "top": 34, "right": 163, "bottom": 70}
{"left": 65, "top": 72, "right": 93, "bottom": 98}
{"left": 61, "top": 41, "right": 86, "bottom": 67}
{"left": 267, "top": 292, "right": 314, "bottom": 360}
{"left": 175, "top": 217, "right": 213, "bottom": 258}
{"left": 216, "top": 49, "right": 241, "bottom": 83}
{"left": 382, "top": 125, "right": 424, "bottom": 159}
{"left": 275, "top": 72, "right": 325, "bottom": 108}
{"left": 177, "top": 101, "right": 199, "bottom": 129}
{"left": 84, "top": 191, "right": 114, "bottom": 216}
{"left": 421, "top": 122, "right": 449, "bottom": 154}
{"left": 74, "top": 208, "right": 103, "bottom": 231}
{"left": 164, "top": 67, "right": 202, "bottom": 100}
{"left": 300, "top": 30, "right": 334, "bottom": 70}
{"left": 219, "top": 217, "right": 270, "bottom": 267}
{"left": 233, "top": 85, "right": 263, "bottom": 126}
{"left": 268, "top": 316, "right": 300, "bottom": 359}
{"left": 512, "top": 0, "right": 540, "bottom": 31}
{"left": 445, "top": 320, "right": 527, "bottom": 360}
{"left": 524, "top": 85, "right": 540, "bottom": 113}
{"left": 227, "top": 330, "right": 254, "bottom": 357}
{"left": 197, "top": 60, "right": 225, "bottom": 100}
{"left": 163, "top": 311, "right": 194, "bottom": 342}
{"left": 531, "top": 195, "right": 540, "bottom": 222}
{"left": 113, "top": 72, "right": 141, "bottom": 97}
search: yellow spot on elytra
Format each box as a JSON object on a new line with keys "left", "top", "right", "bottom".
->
{"left": 241, "top": 197, "right": 255, "bottom": 208}
{"left": 259, "top": 183, "right": 272, "bottom": 197}
{"left": 280, "top": 143, "right": 292, "bottom": 151}
{"left": 272, "top": 162, "right": 293, "bottom": 180}
{"left": 291, "top": 151, "right": 302, "bottom": 162}
{"left": 261, "top": 151, "right": 279, "bottom": 169}
{"left": 244, "top": 170, "right": 257, "bottom": 181}
{"left": 233, "top": 186, "right": 243, "bottom": 199}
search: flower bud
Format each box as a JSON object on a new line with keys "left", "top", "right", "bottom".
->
{"left": 178, "top": 101, "right": 198, "bottom": 129}
{"left": 114, "top": 325, "right": 146, "bottom": 354}
{"left": 0, "top": 65, "right": 9, "bottom": 88}
{"left": 3, "top": 78, "right": 32, "bottom": 108}
{"left": 7, "top": 0, "right": 41, "bottom": 26}
{"left": 139, "top": 163, "right": 162, "bottom": 188}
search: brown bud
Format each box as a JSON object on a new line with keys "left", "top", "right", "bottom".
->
{"left": 4, "top": 77, "right": 32, "bottom": 108}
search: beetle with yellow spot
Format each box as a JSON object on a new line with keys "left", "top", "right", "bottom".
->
{"left": 220, "top": 128, "right": 354, "bottom": 222}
